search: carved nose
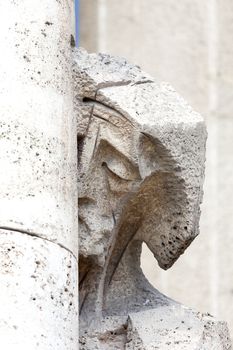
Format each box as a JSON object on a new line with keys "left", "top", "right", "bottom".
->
{"left": 136, "top": 122, "right": 206, "bottom": 269}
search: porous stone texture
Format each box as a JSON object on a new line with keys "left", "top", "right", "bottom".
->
{"left": 75, "top": 49, "right": 231, "bottom": 349}
{"left": 0, "top": 0, "right": 77, "bottom": 257}
{"left": 0, "top": 1, "right": 78, "bottom": 348}
{"left": 127, "top": 307, "right": 231, "bottom": 350}
{"left": 80, "top": 1, "right": 233, "bottom": 339}
{"left": 0, "top": 230, "right": 78, "bottom": 350}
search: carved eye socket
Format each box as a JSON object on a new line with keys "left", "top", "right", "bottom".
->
{"left": 99, "top": 140, "right": 141, "bottom": 184}
{"left": 102, "top": 159, "right": 137, "bottom": 182}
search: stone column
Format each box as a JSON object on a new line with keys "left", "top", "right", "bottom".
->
{"left": 0, "top": 1, "right": 78, "bottom": 348}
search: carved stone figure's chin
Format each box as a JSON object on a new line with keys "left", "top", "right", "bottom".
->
{"left": 78, "top": 214, "right": 114, "bottom": 267}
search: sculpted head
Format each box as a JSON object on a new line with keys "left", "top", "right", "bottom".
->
{"left": 74, "top": 48, "right": 206, "bottom": 292}
{"left": 78, "top": 108, "right": 141, "bottom": 266}
{"left": 73, "top": 50, "right": 233, "bottom": 350}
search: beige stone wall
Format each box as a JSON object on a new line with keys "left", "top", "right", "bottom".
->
{"left": 80, "top": 0, "right": 233, "bottom": 337}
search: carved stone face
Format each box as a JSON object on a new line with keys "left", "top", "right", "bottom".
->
{"left": 75, "top": 48, "right": 206, "bottom": 276}
{"left": 78, "top": 106, "right": 141, "bottom": 267}
{"left": 75, "top": 50, "right": 231, "bottom": 350}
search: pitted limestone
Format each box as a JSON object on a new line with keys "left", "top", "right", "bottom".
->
{"left": 75, "top": 49, "right": 231, "bottom": 349}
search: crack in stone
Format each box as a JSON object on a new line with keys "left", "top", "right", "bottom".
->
{"left": 0, "top": 226, "right": 77, "bottom": 261}
{"left": 82, "top": 95, "right": 135, "bottom": 127}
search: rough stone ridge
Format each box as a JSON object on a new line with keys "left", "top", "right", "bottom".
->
{"left": 127, "top": 307, "right": 231, "bottom": 349}
{"left": 75, "top": 48, "right": 231, "bottom": 349}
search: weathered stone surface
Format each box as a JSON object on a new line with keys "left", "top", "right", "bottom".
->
{"left": 0, "top": 0, "right": 77, "bottom": 257}
{"left": 127, "top": 307, "right": 231, "bottom": 349}
{"left": 75, "top": 49, "right": 230, "bottom": 348}
{"left": 79, "top": 1, "right": 233, "bottom": 339}
{"left": 0, "top": 1, "right": 78, "bottom": 349}
{"left": 75, "top": 48, "right": 206, "bottom": 269}
{"left": 0, "top": 230, "right": 78, "bottom": 350}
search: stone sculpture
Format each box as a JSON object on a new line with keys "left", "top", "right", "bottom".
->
{"left": 75, "top": 48, "right": 231, "bottom": 349}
